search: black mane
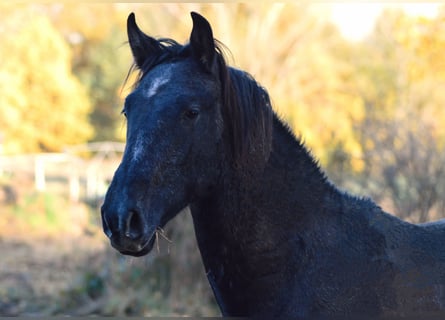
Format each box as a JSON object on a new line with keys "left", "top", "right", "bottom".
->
{"left": 127, "top": 37, "right": 274, "bottom": 167}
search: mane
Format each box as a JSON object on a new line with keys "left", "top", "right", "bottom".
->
{"left": 126, "top": 37, "right": 274, "bottom": 168}
{"left": 224, "top": 67, "right": 273, "bottom": 167}
{"left": 125, "top": 38, "right": 186, "bottom": 89}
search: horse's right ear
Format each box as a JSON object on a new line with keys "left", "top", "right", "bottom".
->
{"left": 127, "top": 13, "right": 161, "bottom": 68}
{"left": 190, "top": 12, "right": 216, "bottom": 73}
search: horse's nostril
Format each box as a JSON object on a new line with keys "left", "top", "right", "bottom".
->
{"left": 124, "top": 210, "right": 144, "bottom": 240}
{"left": 101, "top": 208, "right": 113, "bottom": 238}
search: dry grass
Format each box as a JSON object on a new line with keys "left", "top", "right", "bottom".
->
{"left": 0, "top": 181, "right": 218, "bottom": 316}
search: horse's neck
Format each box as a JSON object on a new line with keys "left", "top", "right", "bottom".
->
{"left": 190, "top": 118, "right": 338, "bottom": 315}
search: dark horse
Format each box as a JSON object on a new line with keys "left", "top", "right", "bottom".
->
{"left": 101, "top": 12, "right": 445, "bottom": 318}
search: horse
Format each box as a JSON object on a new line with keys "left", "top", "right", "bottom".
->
{"left": 101, "top": 12, "right": 445, "bottom": 318}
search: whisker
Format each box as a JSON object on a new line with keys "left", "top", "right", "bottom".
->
{"left": 156, "top": 227, "right": 173, "bottom": 243}
{"left": 155, "top": 227, "right": 173, "bottom": 254}
{"left": 155, "top": 231, "right": 160, "bottom": 253}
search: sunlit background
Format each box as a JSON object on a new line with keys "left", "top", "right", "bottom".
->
{"left": 1, "top": 2, "right": 445, "bottom": 316}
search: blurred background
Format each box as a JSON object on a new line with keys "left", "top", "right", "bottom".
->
{"left": 1, "top": 2, "right": 445, "bottom": 316}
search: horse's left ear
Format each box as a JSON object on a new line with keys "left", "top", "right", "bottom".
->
{"left": 127, "top": 13, "right": 162, "bottom": 69}
{"left": 190, "top": 12, "right": 216, "bottom": 73}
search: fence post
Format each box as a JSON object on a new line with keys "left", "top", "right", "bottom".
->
{"left": 69, "top": 168, "right": 80, "bottom": 203}
{"left": 34, "top": 155, "right": 45, "bottom": 191}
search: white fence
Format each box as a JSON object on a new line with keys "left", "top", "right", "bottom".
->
{"left": 0, "top": 142, "right": 125, "bottom": 203}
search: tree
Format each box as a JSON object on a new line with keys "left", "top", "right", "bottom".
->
{"left": 70, "top": 25, "right": 130, "bottom": 142}
{"left": 0, "top": 6, "right": 93, "bottom": 153}
{"left": 46, "top": 3, "right": 131, "bottom": 141}
{"left": 351, "top": 9, "right": 445, "bottom": 222}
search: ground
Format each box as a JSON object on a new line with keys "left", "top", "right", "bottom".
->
{"left": 0, "top": 170, "right": 216, "bottom": 316}
{"left": 0, "top": 224, "right": 106, "bottom": 316}
{"left": 0, "top": 197, "right": 217, "bottom": 316}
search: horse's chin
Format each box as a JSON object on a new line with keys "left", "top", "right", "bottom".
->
{"left": 115, "top": 234, "right": 156, "bottom": 257}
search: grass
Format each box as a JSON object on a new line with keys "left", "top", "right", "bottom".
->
{"left": 13, "top": 192, "right": 57, "bottom": 227}
{"left": 0, "top": 182, "right": 96, "bottom": 239}
{"left": 8, "top": 192, "right": 71, "bottom": 236}
{"left": 0, "top": 185, "right": 218, "bottom": 316}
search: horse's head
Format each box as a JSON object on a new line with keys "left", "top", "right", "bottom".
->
{"left": 101, "top": 12, "right": 226, "bottom": 256}
{"left": 101, "top": 12, "right": 273, "bottom": 257}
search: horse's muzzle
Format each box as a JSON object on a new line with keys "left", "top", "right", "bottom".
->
{"left": 101, "top": 206, "right": 155, "bottom": 257}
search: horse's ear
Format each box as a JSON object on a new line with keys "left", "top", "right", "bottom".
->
{"left": 127, "top": 13, "right": 161, "bottom": 68}
{"left": 190, "top": 12, "right": 216, "bottom": 73}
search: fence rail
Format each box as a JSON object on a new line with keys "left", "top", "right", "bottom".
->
{"left": 0, "top": 142, "right": 125, "bottom": 203}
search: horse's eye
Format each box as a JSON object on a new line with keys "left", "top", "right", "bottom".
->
{"left": 184, "top": 108, "right": 200, "bottom": 120}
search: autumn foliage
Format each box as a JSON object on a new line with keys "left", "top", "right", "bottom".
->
{"left": 2, "top": 3, "right": 445, "bottom": 317}
{"left": 1, "top": 3, "right": 445, "bottom": 220}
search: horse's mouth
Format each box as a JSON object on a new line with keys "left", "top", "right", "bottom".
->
{"left": 116, "top": 235, "right": 156, "bottom": 257}
{"left": 110, "top": 232, "right": 157, "bottom": 257}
